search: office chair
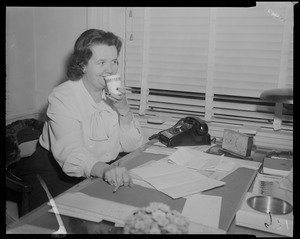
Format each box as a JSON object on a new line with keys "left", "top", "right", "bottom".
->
{"left": 6, "top": 118, "right": 44, "bottom": 223}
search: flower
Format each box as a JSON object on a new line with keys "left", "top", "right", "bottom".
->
{"left": 123, "top": 202, "right": 189, "bottom": 234}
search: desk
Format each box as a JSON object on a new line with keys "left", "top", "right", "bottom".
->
{"left": 6, "top": 141, "right": 284, "bottom": 236}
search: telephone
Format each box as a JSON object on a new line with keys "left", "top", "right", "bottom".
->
{"left": 149, "top": 116, "right": 211, "bottom": 147}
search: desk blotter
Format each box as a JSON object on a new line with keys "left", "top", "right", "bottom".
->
{"left": 80, "top": 178, "right": 186, "bottom": 213}
{"left": 120, "top": 151, "right": 257, "bottom": 232}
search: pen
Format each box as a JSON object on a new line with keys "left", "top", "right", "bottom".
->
{"left": 113, "top": 184, "right": 121, "bottom": 193}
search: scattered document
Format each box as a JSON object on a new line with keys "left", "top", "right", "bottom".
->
{"left": 144, "top": 145, "right": 177, "bottom": 155}
{"left": 130, "top": 160, "right": 157, "bottom": 189}
{"left": 279, "top": 177, "right": 293, "bottom": 192}
{"left": 176, "top": 144, "right": 216, "bottom": 152}
{"left": 182, "top": 194, "right": 222, "bottom": 229}
{"left": 144, "top": 143, "right": 216, "bottom": 156}
{"left": 188, "top": 221, "right": 226, "bottom": 234}
{"left": 49, "top": 192, "right": 138, "bottom": 225}
{"left": 167, "top": 147, "right": 235, "bottom": 172}
{"left": 279, "top": 168, "right": 293, "bottom": 192}
{"left": 252, "top": 173, "right": 293, "bottom": 205}
{"left": 7, "top": 225, "right": 56, "bottom": 234}
{"left": 130, "top": 160, "right": 225, "bottom": 199}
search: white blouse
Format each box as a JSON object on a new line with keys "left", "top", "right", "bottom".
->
{"left": 39, "top": 79, "right": 144, "bottom": 178}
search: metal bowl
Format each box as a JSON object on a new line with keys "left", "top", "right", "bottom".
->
{"left": 247, "top": 196, "right": 293, "bottom": 215}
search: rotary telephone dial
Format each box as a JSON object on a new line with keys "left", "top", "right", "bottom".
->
{"left": 149, "top": 116, "right": 211, "bottom": 147}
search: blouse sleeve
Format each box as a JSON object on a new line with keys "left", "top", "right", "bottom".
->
{"left": 46, "top": 91, "right": 99, "bottom": 178}
{"left": 119, "top": 116, "right": 144, "bottom": 152}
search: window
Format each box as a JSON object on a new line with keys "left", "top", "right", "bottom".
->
{"left": 124, "top": 4, "right": 293, "bottom": 149}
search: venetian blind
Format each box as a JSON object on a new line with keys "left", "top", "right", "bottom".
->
{"left": 210, "top": 3, "right": 293, "bottom": 130}
{"left": 124, "top": 4, "right": 293, "bottom": 132}
{"left": 125, "top": 7, "right": 209, "bottom": 119}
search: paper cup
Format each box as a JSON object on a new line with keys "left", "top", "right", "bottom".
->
{"left": 104, "top": 75, "right": 122, "bottom": 95}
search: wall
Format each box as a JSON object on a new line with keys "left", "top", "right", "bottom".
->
{"left": 6, "top": 7, "right": 87, "bottom": 121}
{"left": 6, "top": 8, "right": 36, "bottom": 119}
{"left": 6, "top": 7, "right": 125, "bottom": 123}
{"left": 6, "top": 7, "right": 88, "bottom": 122}
{"left": 87, "top": 7, "right": 125, "bottom": 84}
{"left": 34, "top": 7, "right": 88, "bottom": 116}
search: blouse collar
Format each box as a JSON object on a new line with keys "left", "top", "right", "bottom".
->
{"left": 79, "top": 79, "right": 118, "bottom": 141}
{"left": 79, "top": 79, "right": 114, "bottom": 113}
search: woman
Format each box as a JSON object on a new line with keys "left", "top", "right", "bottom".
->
{"left": 14, "top": 29, "right": 144, "bottom": 212}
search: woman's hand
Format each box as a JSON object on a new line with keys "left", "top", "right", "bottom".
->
{"left": 91, "top": 162, "right": 133, "bottom": 188}
{"left": 105, "top": 88, "right": 130, "bottom": 115}
{"left": 103, "top": 165, "right": 134, "bottom": 188}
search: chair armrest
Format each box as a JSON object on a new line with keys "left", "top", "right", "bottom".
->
{"left": 6, "top": 169, "right": 31, "bottom": 193}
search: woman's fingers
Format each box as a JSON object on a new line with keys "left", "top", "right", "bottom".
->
{"left": 116, "top": 167, "right": 133, "bottom": 187}
{"left": 119, "top": 168, "right": 130, "bottom": 187}
{"left": 104, "top": 166, "right": 133, "bottom": 188}
{"left": 104, "top": 169, "right": 117, "bottom": 186}
{"left": 122, "top": 171, "right": 133, "bottom": 187}
{"left": 115, "top": 167, "right": 124, "bottom": 186}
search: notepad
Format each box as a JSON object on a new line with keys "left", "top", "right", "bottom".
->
{"left": 262, "top": 157, "right": 293, "bottom": 177}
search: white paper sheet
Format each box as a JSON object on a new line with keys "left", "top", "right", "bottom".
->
{"left": 144, "top": 143, "right": 216, "bottom": 156}
{"left": 49, "top": 206, "right": 103, "bottom": 222}
{"left": 144, "top": 145, "right": 177, "bottom": 155}
{"left": 182, "top": 194, "right": 222, "bottom": 229}
{"left": 50, "top": 192, "right": 138, "bottom": 224}
{"left": 252, "top": 173, "right": 293, "bottom": 205}
{"left": 168, "top": 148, "right": 235, "bottom": 171}
{"left": 130, "top": 160, "right": 225, "bottom": 199}
{"left": 7, "top": 224, "right": 56, "bottom": 234}
{"left": 168, "top": 147, "right": 235, "bottom": 171}
{"left": 188, "top": 221, "right": 226, "bottom": 234}
{"left": 166, "top": 148, "right": 262, "bottom": 182}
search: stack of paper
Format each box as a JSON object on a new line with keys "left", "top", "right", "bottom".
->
{"left": 7, "top": 225, "right": 56, "bottom": 234}
{"left": 130, "top": 160, "right": 225, "bottom": 199}
{"left": 50, "top": 192, "right": 138, "bottom": 225}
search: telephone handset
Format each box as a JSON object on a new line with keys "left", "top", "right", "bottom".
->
{"left": 149, "top": 116, "right": 211, "bottom": 147}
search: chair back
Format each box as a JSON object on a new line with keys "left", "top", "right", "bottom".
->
{"left": 6, "top": 118, "right": 44, "bottom": 168}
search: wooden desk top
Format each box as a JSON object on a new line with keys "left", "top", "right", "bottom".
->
{"left": 6, "top": 141, "right": 284, "bottom": 236}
